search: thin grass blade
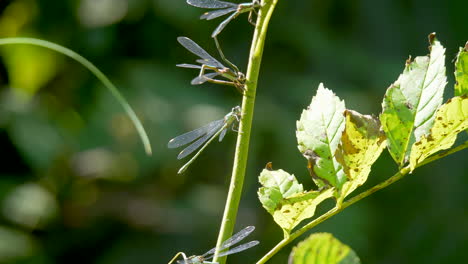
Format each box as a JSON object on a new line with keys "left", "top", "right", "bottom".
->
{"left": 0, "top": 37, "right": 153, "bottom": 155}
{"left": 187, "top": 0, "right": 237, "bottom": 9}
{"left": 177, "top": 120, "right": 223, "bottom": 159}
{"left": 168, "top": 119, "right": 223, "bottom": 149}
{"left": 200, "top": 8, "right": 236, "bottom": 20}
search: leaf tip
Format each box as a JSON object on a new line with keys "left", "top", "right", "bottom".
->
{"left": 428, "top": 32, "right": 437, "bottom": 45}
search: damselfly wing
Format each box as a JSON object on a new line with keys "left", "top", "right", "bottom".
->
{"left": 186, "top": 0, "right": 261, "bottom": 37}
{"left": 172, "top": 226, "right": 259, "bottom": 264}
{"left": 168, "top": 106, "right": 241, "bottom": 174}
{"left": 176, "top": 37, "right": 244, "bottom": 92}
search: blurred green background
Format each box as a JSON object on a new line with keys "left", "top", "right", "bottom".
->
{"left": 0, "top": 0, "right": 467, "bottom": 263}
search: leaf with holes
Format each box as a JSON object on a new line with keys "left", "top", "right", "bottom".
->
{"left": 289, "top": 233, "right": 361, "bottom": 264}
{"left": 258, "top": 169, "right": 334, "bottom": 235}
{"left": 296, "top": 83, "right": 346, "bottom": 190}
{"left": 380, "top": 33, "right": 446, "bottom": 167}
{"left": 409, "top": 96, "right": 468, "bottom": 170}
{"left": 335, "top": 110, "right": 387, "bottom": 201}
{"left": 455, "top": 42, "right": 468, "bottom": 96}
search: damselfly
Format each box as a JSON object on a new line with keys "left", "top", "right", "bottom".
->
{"left": 186, "top": 0, "right": 262, "bottom": 38}
{"left": 168, "top": 226, "right": 259, "bottom": 264}
{"left": 168, "top": 106, "right": 241, "bottom": 174}
{"left": 176, "top": 36, "right": 245, "bottom": 93}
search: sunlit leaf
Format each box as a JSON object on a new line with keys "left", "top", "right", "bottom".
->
{"left": 258, "top": 169, "right": 334, "bottom": 235}
{"left": 258, "top": 169, "right": 303, "bottom": 215}
{"left": 455, "top": 42, "right": 468, "bottom": 96}
{"left": 259, "top": 168, "right": 304, "bottom": 196}
{"left": 335, "top": 110, "right": 386, "bottom": 200}
{"left": 409, "top": 96, "right": 468, "bottom": 171}
{"left": 289, "top": 233, "right": 361, "bottom": 264}
{"left": 380, "top": 33, "right": 446, "bottom": 166}
{"left": 296, "top": 83, "right": 346, "bottom": 189}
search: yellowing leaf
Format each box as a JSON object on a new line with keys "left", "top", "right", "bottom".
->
{"left": 409, "top": 96, "right": 468, "bottom": 170}
{"left": 271, "top": 189, "right": 334, "bottom": 234}
{"left": 381, "top": 33, "right": 446, "bottom": 166}
{"left": 258, "top": 169, "right": 334, "bottom": 235}
{"left": 289, "top": 233, "right": 361, "bottom": 264}
{"left": 335, "top": 110, "right": 386, "bottom": 200}
{"left": 455, "top": 42, "right": 468, "bottom": 96}
{"left": 296, "top": 83, "right": 346, "bottom": 189}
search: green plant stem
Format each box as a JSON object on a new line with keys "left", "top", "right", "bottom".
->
{"left": 0, "top": 37, "right": 152, "bottom": 155}
{"left": 213, "top": 1, "right": 279, "bottom": 263}
{"left": 256, "top": 141, "right": 468, "bottom": 264}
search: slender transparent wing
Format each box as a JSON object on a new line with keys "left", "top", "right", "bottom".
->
{"left": 191, "top": 72, "right": 220, "bottom": 85}
{"left": 201, "top": 226, "right": 255, "bottom": 257}
{"left": 200, "top": 7, "right": 236, "bottom": 20}
{"left": 187, "top": 0, "right": 237, "bottom": 9}
{"left": 213, "top": 241, "right": 259, "bottom": 258}
{"left": 177, "top": 37, "right": 224, "bottom": 68}
{"left": 168, "top": 119, "right": 223, "bottom": 149}
{"left": 194, "top": 59, "right": 224, "bottom": 69}
{"left": 176, "top": 63, "right": 202, "bottom": 69}
{"left": 177, "top": 120, "right": 223, "bottom": 159}
{"left": 211, "top": 12, "right": 238, "bottom": 37}
{"left": 218, "top": 127, "right": 227, "bottom": 142}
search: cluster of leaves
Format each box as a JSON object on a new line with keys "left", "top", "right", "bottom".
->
{"left": 257, "top": 34, "right": 467, "bottom": 262}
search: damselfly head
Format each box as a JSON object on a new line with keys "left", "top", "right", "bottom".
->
{"left": 232, "top": 106, "right": 242, "bottom": 116}
{"left": 237, "top": 72, "right": 246, "bottom": 81}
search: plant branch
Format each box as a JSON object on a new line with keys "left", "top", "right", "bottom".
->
{"left": 255, "top": 140, "right": 468, "bottom": 263}
{"left": 213, "top": 1, "right": 279, "bottom": 263}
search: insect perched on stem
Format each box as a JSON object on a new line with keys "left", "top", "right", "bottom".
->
{"left": 186, "top": 0, "right": 262, "bottom": 38}
{"left": 168, "top": 226, "right": 259, "bottom": 264}
{"left": 168, "top": 106, "right": 241, "bottom": 174}
{"left": 177, "top": 36, "right": 245, "bottom": 93}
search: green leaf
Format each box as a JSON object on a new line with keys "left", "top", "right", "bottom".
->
{"left": 258, "top": 169, "right": 334, "bottom": 235}
{"left": 296, "top": 83, "right": 346, "bottom": 189}
{"left": 455, "top": 42, "right": 468, "bottom": 96}
{"left": 258, "top": 169, "right": 304, "bottom": 215}
{"left": 259, "top": 168, "right": 304, "bottom": 196}
{"left": 335, "top": 110, "right": 387, "bottom": 200}
{"left": 409, "top": 96, "right": 468, "bottom": 170}
{"left": 289, "top": 233, "right": 361, "bottom": 264}
{"left": 380, "top": 33, "right": 446, "bottom": 166}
